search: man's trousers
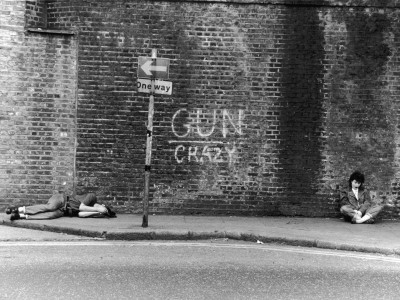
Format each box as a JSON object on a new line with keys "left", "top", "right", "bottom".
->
{"left": 24, "top": 193, "right": 65, "bottom": 220}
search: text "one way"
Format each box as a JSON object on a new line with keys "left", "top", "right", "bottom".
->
{"left": 137, "top": 78, "right": 173, "bottom": 95}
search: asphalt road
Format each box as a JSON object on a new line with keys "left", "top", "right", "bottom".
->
{"left": 1, "top": 239, "right": 400, "bottom": 300}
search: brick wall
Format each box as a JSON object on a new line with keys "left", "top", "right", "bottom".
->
{"left": 25, "top": 0, "right": 47, "bottom": 28}
{"left": 0, "top": 0, "right": 77, "bottom": 208}
{"left": 1, "top": 0, "right": 400, "bottom": 218}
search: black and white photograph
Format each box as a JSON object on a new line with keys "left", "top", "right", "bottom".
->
{"left": 1, "top": 0, "right": 400, "bottom": 299}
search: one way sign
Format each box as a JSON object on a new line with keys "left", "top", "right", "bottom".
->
{"left": 138, "top": 57, "right": 170, "bottom": 80}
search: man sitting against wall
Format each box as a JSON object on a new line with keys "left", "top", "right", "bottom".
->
{"left": 340, "top": 171, "right": 383, "bottom": 224}
{"left": 5, "top": 191, "right": 115, "bottom": 220}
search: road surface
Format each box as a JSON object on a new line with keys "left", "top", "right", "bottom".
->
{"left": 1, "top": 239, "right": 399, "bottom": 299}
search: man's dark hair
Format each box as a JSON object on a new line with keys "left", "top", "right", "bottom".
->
{"left": 348, "top": 171, "right": 365, "bottom": 188}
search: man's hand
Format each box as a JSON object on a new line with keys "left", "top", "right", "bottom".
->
{"left": 94, "top": 203, "right": 108, "bottom": 214}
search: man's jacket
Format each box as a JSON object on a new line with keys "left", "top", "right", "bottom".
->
{"left": 340, "top": 188, "right": 372, "bottom": 214}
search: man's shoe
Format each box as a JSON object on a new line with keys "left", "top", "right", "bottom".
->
{"left": 10, "top": 212, "right": 20, "bottom": 221}
{"left": 5, "top": 207, "right": 18, "bottom": 214}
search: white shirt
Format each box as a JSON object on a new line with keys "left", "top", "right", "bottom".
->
{"left": 352, "top": 188, "right": 359, "bottom": 200}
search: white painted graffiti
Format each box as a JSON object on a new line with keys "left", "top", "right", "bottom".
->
{"left": 174, "top": 145, "right": 237, "bottom": 164}
{"left": 170, "top": 109, "right": 244, "bottom": 164}
{"left": 171, "top": 108, "right": 244, "bottom": 138}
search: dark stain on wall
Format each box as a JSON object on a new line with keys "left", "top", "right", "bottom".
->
{"left": 344, "top": 13, "right": 391, "bottom": 82}
{"left": 276, "top": 5, "right": 326, "bottom": 213}
{"left": 329, "top": 10, "right": 395, "bottom": 197}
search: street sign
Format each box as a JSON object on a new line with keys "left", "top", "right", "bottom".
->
{"left": 137, "top": 78, "right": 172, "bottom": 95}
{"left": 138, "top": 57, "right": 170, "bottom": 79}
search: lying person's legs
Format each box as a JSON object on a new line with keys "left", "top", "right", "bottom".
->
{"left": 6, "top": 193, "right": 65, "bottom": 220}
{"left": 23, "top": 209, "right": 65, "bottom": 220}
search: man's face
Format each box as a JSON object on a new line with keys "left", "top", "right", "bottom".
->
{"left": 351, "top": 180, "right": 361, "bottom": 190}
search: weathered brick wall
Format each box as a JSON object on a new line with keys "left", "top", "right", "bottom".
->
{"left": 0, "top": 0, "right": 77, "bottom": 209}
{"left": 25, "top": 0, "right": 47, "bottom": 28}
{"left": 2, "top": 0, "right": 400, "bottom": 218}
{"left": 46, "top": 0, "right": 400, "bottom": 218}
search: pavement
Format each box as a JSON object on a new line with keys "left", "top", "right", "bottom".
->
{"left": 1, "top": 213, "right": 400, "bottom": 256}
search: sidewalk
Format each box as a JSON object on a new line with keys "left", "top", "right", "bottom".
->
{"left": 1, "top": 213, "right": 400, "bottom": 256}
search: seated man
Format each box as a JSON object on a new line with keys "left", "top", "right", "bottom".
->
{"left": 340, "top": 171, "right": 383, "bottom": 224}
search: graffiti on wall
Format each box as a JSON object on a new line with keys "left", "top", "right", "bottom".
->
{"left": 170, "top": 109, "right": 244, "bottom": 164}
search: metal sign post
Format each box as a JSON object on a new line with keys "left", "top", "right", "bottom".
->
{"left": 142, "top": 49, "right": 157, "bottom": 228}
{"left": 137, "top": 49, "right": 171, "bottom": 227}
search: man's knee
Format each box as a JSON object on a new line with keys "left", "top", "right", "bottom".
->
{"left": 83, "top": 193, "right": 97, "bottom": 206}
{"left": 46, "top": 194, "right": 65, "bottom": 210}
{"left": 340, "top": 205, "right": 351, "bottom": 214}
{"left": 367, "top": 205, "right": 383, "bottom": 218}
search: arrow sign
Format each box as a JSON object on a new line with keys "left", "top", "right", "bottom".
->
{"left": 141, "top": 60, "right": 167, "bottom": 76}
{"left": 138, "top": 57, "right": 170, "bottom": 79}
